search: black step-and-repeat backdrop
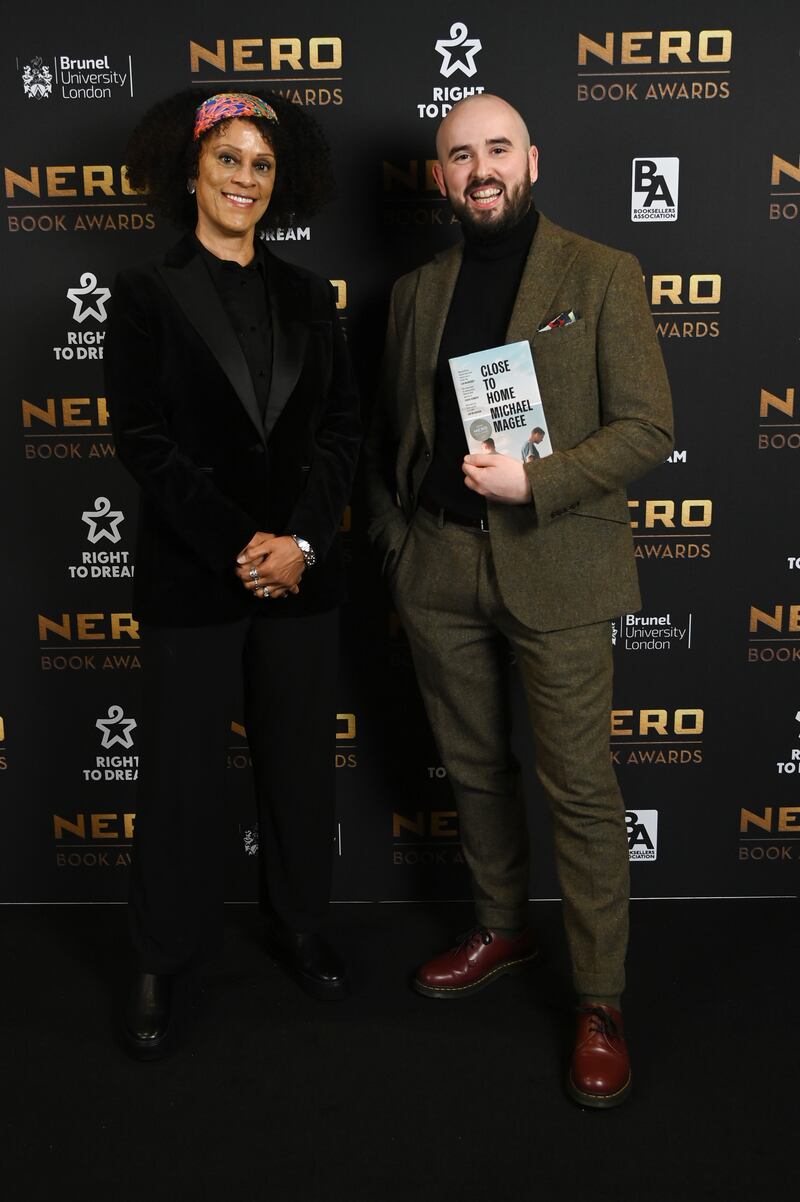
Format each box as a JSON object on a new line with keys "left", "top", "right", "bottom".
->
{"left": 3, "top": 2, "right": 798, "bottom": 906}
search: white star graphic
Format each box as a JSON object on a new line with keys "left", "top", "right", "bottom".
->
{"left": 435, "top": 22, "right": 482, "bottom": 78}
{"left": 96, "top": 705, "right": 137, "bottom": 750}
{"left": 82, "top": 497, "right": 125, "bottom": 544}
{"left": 795, "top": 710, "right": 800, "bottom": 735}
{"left": 66, "top": 272, "right": 111, "bottom": 323}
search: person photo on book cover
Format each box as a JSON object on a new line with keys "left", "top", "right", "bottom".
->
{"left": 521, "top": 426, "right": 545, "bottom": 462}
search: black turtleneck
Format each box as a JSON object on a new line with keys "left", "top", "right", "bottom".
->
{"left": 419, "top": 204, "right": 539, "bottom": 523}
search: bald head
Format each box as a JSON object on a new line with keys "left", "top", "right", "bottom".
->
{"left": 435, "top": 94, "right": 532, "bottom": 162}
{"left": 432, "top": 93, "right": 538, "bottom": 241}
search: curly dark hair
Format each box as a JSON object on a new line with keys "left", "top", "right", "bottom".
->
{"left": 124, "top": 88, "right": 334, "bottom": 230}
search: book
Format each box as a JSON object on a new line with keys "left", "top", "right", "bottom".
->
{"left": 448, "top": 340, "right": 552, "bottom": 462}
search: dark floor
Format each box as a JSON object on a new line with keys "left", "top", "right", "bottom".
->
{"left": 2, "top": 899, "right": 797, "bottom": 1202}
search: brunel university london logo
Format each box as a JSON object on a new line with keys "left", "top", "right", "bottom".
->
{"left": 576, "top": 28, "right": 732, "bottom": 104}
{"left": 631, "top": 158, "right": 678, "bottom": 223}
{"left": 53, "top": 271, "right": 110, "bottom": 361}
{"left": 626, "top": 810, "right": 658, "bottom": 862}
{"left": 188, "top": 33, "right": 343, "bottom": 107}
{"left": 18, "top": 53, "right": 133, "bottom": 102}
{"left": 415, "top": 22, "right": 484, "bottom": 120}
{"left": 21, "top": 57, "right": 52, "bottom": 98}
{"left": 612, "top": 610, "right": 693, "bottom": 655}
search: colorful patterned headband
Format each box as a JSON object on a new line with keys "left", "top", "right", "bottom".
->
{"left": 193, "top": 93, "right": 279, "bottom": 140}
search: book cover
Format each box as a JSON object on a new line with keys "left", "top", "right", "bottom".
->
{"left": 449, "top": 340, "right": 552, "bottom": 462}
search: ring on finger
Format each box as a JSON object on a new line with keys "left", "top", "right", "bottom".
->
{"left": 249, "top": 567, "right": 259, "bottom": 581}
{"left": 262, "top": 585, "right": 270, "bottom": 599}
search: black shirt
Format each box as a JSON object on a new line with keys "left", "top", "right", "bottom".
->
{"left": 195, "top": 235, "right": 273, "bottom": 420}
{"left": 419, "top": 205, "right": 539, "bottom": 523}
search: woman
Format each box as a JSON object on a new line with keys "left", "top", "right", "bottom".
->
{"left": 105, "top": 89, "right": 360, "bottom": 1058}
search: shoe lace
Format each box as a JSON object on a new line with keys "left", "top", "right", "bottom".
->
{"left": 454, "top": 926, "right": 493, "bottom": 953}
{"left": 578, "top": 1006, "right": 620, "bottom": 1038}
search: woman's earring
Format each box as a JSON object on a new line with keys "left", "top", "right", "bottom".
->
{"left": 187, "top": 181, "right": 196, "bottom": 195}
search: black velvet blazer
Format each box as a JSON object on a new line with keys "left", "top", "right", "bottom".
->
{"left": 105, "top": 235, "right": 361, "bottom": 626}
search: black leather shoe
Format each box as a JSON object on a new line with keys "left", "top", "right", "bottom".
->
{"left": 123, "top": 972, "right": 173, "bottom": 1060}
{"left": 267, "top": 931, "right": 348, "bottom": 1001}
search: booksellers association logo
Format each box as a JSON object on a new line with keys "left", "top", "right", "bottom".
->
{"left": 626, "top": 810, "right": 658, "bottom": 861}
{"left": 631, "top": 158, "right": 679, "bottom": 222}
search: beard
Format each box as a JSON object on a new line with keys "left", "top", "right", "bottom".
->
{"left": 448, "top": 173, "right": 533, "bottom": 242}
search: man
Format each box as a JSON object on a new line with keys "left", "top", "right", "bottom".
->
{"left": 364, "top": 94, "right": 672, "bottom": 1108}
{"left": 521, "top": 427, "right": 545, "bottom": 462}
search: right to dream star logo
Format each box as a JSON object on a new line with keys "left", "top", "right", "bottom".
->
{"left": 631, "top": 158, "right": 679, "bottom": 222}
{"left": 416, "top": 23, "right": 484, "bottom": 119}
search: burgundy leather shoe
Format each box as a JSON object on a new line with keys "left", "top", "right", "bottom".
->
{"left": 567, "top": 1004, "right": 632, "bottom": 1108}
{"left": 412, "top": 926, "right": 539, "bottom": 998}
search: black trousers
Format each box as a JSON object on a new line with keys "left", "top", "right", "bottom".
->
{"left": 130, "top": 609, "right": 339, "bottom": 974}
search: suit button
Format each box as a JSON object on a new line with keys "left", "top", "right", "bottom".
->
{"left": 425, "top": 451, "right": 431, "bottom": 460}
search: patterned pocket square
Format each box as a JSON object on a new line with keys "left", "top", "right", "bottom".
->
{"left": 538, "top": 310, "right": 579, "bottom": 332}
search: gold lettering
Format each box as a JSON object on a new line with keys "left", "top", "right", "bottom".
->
{"left": 39, "top": 613, "right": 72, "bottom": 641}
{"left": 698, "top": 30, "right": 732, "bottom": 63}
{"left": 309, "top": 37, "right": 342, "bottom": 70}
{"left": 190, "top": 40, "right": 226, "bottom": 72}
{"left": 621, "top": 31, "right": 652, "bottom": 65}
{"left": 46, "top": 166, "right": 77, "bottom": 198}
{"left": 54, "top": 814, "right": 86, "bottom": 839}
{"left": 82, "top": 166, "right": 114, "bottom": 197}
{"left": 271, "top": 38, "right": 302, "bottom": 71}
{"left": 740, "top": 807, "right": 771, "bottom": 833}
{"left": 4, "top": 166, "right": 40, "bottom": 198}
{"left": 430, "top": 811, "right": 458, "bottom": 838}
{"left": 336, "top": 713, "right": 356, "bottom": 740}
{"left": 759, "top": 387, "right": 794, "bottom": 418}
{"left": 611, "top": 710, "right": 634, "bottom": 736}
{"left": 22, "top": 397, "right": 56, "bottom": 428}
{"left": 91, "top": 814, "right": 118, "bottom": 840}
{"left": 749, "top": 605, "right": 783, "bottom": 633}
{"left": 577, "top": 32, "right": 614, "bottom": 66}
{"left": 392, "top": 811, "right": 425, "bottom": 838}
{"left": 771, "top": 155, "right": 800, "bottom": 187}
{"left": 233, "top": 39, "right": 264, "bottom": 71}
{"left": 659, "top": 31, "right": 691, "bottom": 63}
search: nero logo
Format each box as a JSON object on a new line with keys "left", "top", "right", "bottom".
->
{"left": 631, "top": 158, "right": 678, "bottom": 222}
{"left": 626, "top": 810, "right": 658, "bottom": 861}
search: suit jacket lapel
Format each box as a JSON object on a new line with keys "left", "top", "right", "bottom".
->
{"left": 264, "top": 255, "right": 308, "bottom": 440}
{"left": 157, "top": 246, "right": 265, "bottom": 443}
{"left": 505, "top": 214, "right": 580, "bottom": 343}
{"left": 414, "top": 244, "right": 462, "bottom": 451}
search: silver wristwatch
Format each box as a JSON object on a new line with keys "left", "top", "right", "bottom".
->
{"left": 291, "top": 534, "right": 316, "bottom": 568}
